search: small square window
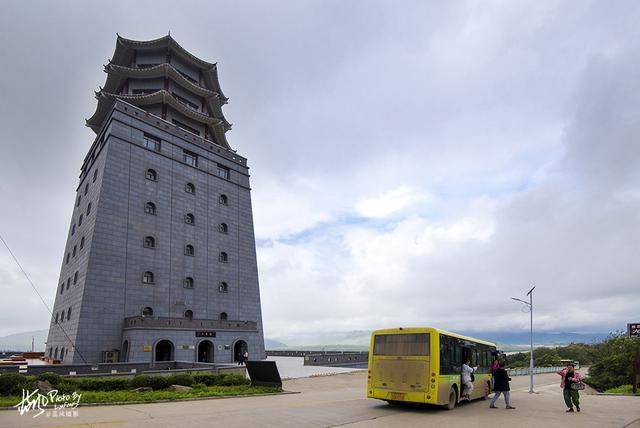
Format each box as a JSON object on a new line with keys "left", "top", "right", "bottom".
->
{"left": 216, "top": 164, "right": 230, "bottom": 180}
{"left": 143, "top": 133, "right": 161, "bottom": 151}
{"left": 183, "top": 150, "right": 198, "bottom": 167}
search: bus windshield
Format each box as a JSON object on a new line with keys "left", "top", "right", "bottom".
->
{"left": 373, "top": 333, "right": 430, "bottom": 356}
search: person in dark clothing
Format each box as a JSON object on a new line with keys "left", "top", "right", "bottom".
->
{"left": 490, "top": 362, "right": 515, "bottom": 409}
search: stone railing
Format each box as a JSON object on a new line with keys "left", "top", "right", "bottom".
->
{"left": 507, "top": 366, "right": 565, "bottom": 376}
{"left": 124, "top": 316, "right": 257, "bottom": 331}
{"left": 303, "top": 352, "right": 369, "bottom": 367}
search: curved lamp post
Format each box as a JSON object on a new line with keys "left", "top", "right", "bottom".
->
{"left": 511, "top": 285, "right": 536, "bottom": 394}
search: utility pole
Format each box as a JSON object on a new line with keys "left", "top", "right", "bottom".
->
{"left": 512, "top": 285, "right": 536, "bottom": 393}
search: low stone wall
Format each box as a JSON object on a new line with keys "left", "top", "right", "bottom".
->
{"left": 303, "top": 352, "right": 369, "bottom": 367}
{"left": 507, "top": 366, "right": 565, "bottom": 376}
{"left": 267, "top": 350, "right": 311, "bottom": 357}
{"left": 0, "top": 360, "right": 245, "bottom": 378}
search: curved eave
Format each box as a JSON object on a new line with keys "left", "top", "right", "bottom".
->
{"left": 203, "top": 66, "right": 228, "bottom": 103}
{"left": 86, "top": 94, "right": 113, "bottom": 133}
{"left": 86, "top": 90, "right": 231, "bottom": 149}
{"left": 106, "top": 90, "right": 222, "bottom": 126}
{"left": 205, "top": 99, "right": 232, "bottom": 130}
{"left": 106, "top": 63, "right": 220, "bottom": 99}
{"left": 112, "top": 34, "right": 217, "bottom": 70}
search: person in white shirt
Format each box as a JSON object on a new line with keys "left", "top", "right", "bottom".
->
{"left": 461, "top": 359, "right": 478, "bottom": 400}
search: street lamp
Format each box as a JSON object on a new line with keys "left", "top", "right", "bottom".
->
{"left": 511, "top": 285, "right": 536, "bottom": 394}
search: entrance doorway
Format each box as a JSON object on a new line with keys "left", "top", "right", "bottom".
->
{"left": 155, "top": 340, "right": 174, "bottom": 362}
{"left": 197, "top": 340, "right": 214, "bottom": 363}
{"left": 121, "top": 340, "right": 129, "bottom": 362}
{"left": 234, "top": 340, "right": 247, "bottom": 362}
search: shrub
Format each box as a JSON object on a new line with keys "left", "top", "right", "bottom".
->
{"left": 0, "top": 373, "right": 30, "bottom": 396}
{"left": 192, "top": 373, "right": 218, "bottom": 386}
{"left": 190, "top": 372, "right": 249, "bottom": 386}
{"left": 38, "top": 372, "right": 62, "bottom": 386}
{"left": 74, "top": 377, "right": 131, "bottom": 391}
{"left": 587, "top": 333, "right": 640, "bottom": 392}
{"left": 56, "top": 379, "right": 78, "bottom": 394}
{"left": 130, "top": 375, "right": 168, "bottom": 390}
{"left": 220, "top": 374, "right": 250, "bottom": 386}
{"left": 166, "top": 373, "right": 194, "bottom": 386}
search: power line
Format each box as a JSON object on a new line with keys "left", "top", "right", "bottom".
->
{"left": 0, "top": 233, "right": 88, "bottom": 364}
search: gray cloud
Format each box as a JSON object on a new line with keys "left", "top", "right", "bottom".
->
{"left": 0, "top": 1, "right": 639, "bottom": 340}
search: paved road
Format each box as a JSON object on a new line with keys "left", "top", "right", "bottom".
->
{"left": 1, "top": 371, "right": 638, "bottom": 427}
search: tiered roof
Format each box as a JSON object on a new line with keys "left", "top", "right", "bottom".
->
{"left": 86, "top": 34, "right": 231, "bottom": 149}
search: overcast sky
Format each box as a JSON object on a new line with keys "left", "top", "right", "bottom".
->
{"left": 1, "top": 1, "right": 639, "bottom": 342}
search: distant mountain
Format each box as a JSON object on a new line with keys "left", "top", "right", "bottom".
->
{"left": 466, "top": 331, "right": 608, "bottom": 348}
{"left": 276, "top": 344, "right": 369, "bottom": 352}
{"left": 267, "top": 330, "right": 371, "bottom": 348}
{"left": 264, "top": 338, "right": 288, "bottom": 349}
{"left": 0, "top": 329, "right": 48, "bottom": 351}
{"left": 266, "top": 330, "right": 608, "bottom": 352}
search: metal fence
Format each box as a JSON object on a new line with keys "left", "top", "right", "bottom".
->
{"left": 507, "top": 366, "right": 564, "bottom": 376}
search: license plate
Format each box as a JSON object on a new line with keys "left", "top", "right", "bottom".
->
{"left": 389, "top": 392, "right": 405, "bottom": 400}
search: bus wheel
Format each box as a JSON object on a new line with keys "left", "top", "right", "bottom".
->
{"left": 444, "top": 388, "right": 457, "bottom": 410}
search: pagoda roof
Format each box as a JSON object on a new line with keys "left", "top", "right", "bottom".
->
{"left": 105, "top": 63, "right": 220, "bottom": 98}
{"left": 111, "top": 34, "right": 228, "bottom": 100}
{"left": 86, "top": 90, "right": 231, "bottom": 149}
{"left": 102, "top": 63, "right": 231, "bottom": 129}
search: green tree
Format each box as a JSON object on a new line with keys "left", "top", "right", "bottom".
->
{"left": 587, "top": 333, "right": 640, "bottom": 391}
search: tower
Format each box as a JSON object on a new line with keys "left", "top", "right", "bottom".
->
{"left": 45, "top": 35, "right": 265, "bottom": 364}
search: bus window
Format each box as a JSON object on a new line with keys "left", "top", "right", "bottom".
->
{"left": 472, "top": 350, "right": 478, "bottom": 366}
{"left": 373, "top": 333, "right": 430, "bottom": 356}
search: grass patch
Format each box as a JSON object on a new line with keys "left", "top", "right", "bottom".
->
{"left": 0, "top": 384, "right": 280, "bottom": 407}
{"left": 603, "top": 384, "right": 640, "bottom": 395}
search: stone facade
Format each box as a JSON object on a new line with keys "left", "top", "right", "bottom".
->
{"left": 46, "top": 36, "right": 265, "bottom": 364}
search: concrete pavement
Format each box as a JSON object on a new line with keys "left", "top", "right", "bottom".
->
{"left": 0, "top": 371, "right": 638, "bottom": 427}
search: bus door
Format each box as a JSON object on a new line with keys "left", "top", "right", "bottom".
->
{"left": 461, "top": 347, "right": 472, "bottom": 390}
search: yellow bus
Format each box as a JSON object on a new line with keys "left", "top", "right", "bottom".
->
{"left": 367, "top": 327, "right": 497, "bottom": 410}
